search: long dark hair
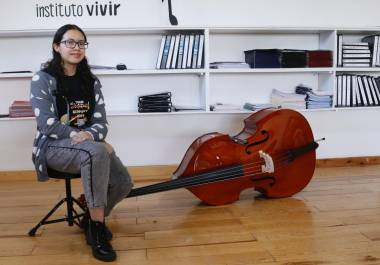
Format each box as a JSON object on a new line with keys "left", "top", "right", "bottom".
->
{"left": 44, "top": 24, "right": 95, "bottom": 97}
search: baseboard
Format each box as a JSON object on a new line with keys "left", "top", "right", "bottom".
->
{"left": 2, "top": 156, "right": 380, "bottom": 182}
{"left": 316, "top": 156, "right": 380, "bottom": 167}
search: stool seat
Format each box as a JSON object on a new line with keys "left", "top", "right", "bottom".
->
{"left": 47, "top": 168, "right": 81, "bottom": 179}
{"left": 28, "top": 169, "right": 86, "bottom": 236}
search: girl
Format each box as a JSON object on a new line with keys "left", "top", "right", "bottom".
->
{"left": 30, "top": 24, "right": 133, "bottom": 262}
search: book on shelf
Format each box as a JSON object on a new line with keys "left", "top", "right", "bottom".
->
{"left": 9, "top": 100, "right": 34, "bottom": 118}
{"left": 210, "top": 103, "right": 243, "bottom": 111}
{"left": 243, "top": 103, "right": 275, "bottom": 111}
{"left": 209, "top": 61, "right": 250, "bottom": 69}
{"left": 172, "top": 105, "right": 203, "bottom": 111}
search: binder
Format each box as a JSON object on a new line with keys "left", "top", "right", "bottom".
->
{"left": 186, "top": 34, "right": 195, "bottom": 68}
{"left": 362, "top": 75, "right": 374, "bottom": 105}
{"left": 367, "top": 76, "right": 380, "bottom": 105}
{"left": 160, "top": 35, "right": 172, "bottom": 69}
{"left": 182, "top": 35, "right": 190, "bottom": 69}
{"left": 176, "top": 34, "right": 185, "bottom": 69}
{"left": 156, "top": 35, "right": 166, "bottom": 69}
{"left": 138, "top": 92, "right": 172, "bottom": 101}
{"left": 171, "top": 34, "right": 180, "bottom": 69}
{"left": 352, "top": 75, "right": 358, "bottom": 106}
{"left": 371, "top": 77, "right": 380, "bottom": 104}
{"left": 342, "top": 75, "right": 347, "bottom": 107}
{"left": 166, "top": 35, "right": 176, "bottom": 69}
{"left": 346, "top": 75, "right": 351, "bottom": 107}
{"left": 196, "top": 34, "right": 205, "bottom": 68}
{"left": 138, "top": 101, "right": 172, "bottom": 108}
{"left": 335, "top": 75, "right": 341, "bottom": 107}
{"left": 337, "top": 35, "right": 343, "bottom": 67}
{"left": 191, "top": 34, "right": 200, "bottom": 69}
{"left": 357, "top": 76, "right": 368, "bottom": 106}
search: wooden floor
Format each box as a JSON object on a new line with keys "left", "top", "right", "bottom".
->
{"left": 2, "top": 166, "right": 380, "bottom": 265}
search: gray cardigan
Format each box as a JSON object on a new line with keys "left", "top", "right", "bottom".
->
{"left": 30, "top": 70, "right": 109, "bottom": 181}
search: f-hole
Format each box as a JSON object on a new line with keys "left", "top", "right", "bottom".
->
{"left": 245, "top": 130, "right": 269, "bottom": 154}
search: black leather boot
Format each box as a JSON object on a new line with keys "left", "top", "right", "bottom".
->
{"left": 86, "top": 220, "right": 116, "bottom": 262}
{"left": 80, "top": 210, "right": 113, "bottom": 242}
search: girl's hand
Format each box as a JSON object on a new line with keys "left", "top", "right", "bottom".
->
{"left": 71, "top": 131, "right": 93, "bottom": 145}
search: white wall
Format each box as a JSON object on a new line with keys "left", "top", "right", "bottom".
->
{"left": 1, "top": 0, "right": 380, "bottom": 171}
{"left": 0, "top": 0, "right": 379, "bottom": 30}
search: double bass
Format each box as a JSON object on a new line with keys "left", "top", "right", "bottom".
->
{"left": 127, "top": 108, "right": 323, "bottom": 206}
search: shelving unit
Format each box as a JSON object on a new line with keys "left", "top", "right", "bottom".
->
{"left": 2, "top": 26, "right": 380, "bottom": 170}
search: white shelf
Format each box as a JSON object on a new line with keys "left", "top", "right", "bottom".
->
{"left": 210, "top": 68, "right": 333, "bottom": 74}
{"left": 0, "top": 72, "right": 33, "bottom": 78}
{"left": 93, "top": 69, "right": 206, "bottom": 76}
{"left": 335, "top": 67, "right": 380, "bottom": 72}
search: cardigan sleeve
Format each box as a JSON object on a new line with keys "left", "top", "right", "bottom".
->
{"left": 30, "top": 72, "right": 78, "bottom": 140}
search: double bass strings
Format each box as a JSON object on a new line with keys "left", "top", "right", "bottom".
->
{"left": 129, "top": 151, "right": 293, "bottom": 196}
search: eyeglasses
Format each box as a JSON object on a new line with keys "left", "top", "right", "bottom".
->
{"left": 60, "top": 39, "right": 89, "bottom": 49}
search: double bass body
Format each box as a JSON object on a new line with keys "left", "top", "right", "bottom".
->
{"left": 172, "top": 108, "right": 317, "bottom": 206}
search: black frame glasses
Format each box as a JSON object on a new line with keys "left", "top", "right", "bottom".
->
{"left": 60, "top": 39, "right": 89, "bottom": 49}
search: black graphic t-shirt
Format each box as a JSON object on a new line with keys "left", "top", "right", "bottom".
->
{"left": 57, "top": 74, "right": 93, "bottom": 128}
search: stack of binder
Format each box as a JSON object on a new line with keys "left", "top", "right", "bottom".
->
{"left": 9, "top": 100, "right": 34, "bottom": 118}
{"left": 137, "top": 92, "right": 173, "bottom": 113}
{"left": 337, "top": 35, "right": 372, "bottom": 67}
{"left": 156, "top": 33, "right": 205, "bottom": 70}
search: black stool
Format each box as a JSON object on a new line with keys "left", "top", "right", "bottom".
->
{"left": 28, "top": 168, "right": 87, "bottom": 236}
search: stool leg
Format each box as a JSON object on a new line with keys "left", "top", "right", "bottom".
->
{"left": 65, "top": 178, "right": 74, "bottom": 226}
{"left": 28, "top": 198, "right": 66, "bottom": 236}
